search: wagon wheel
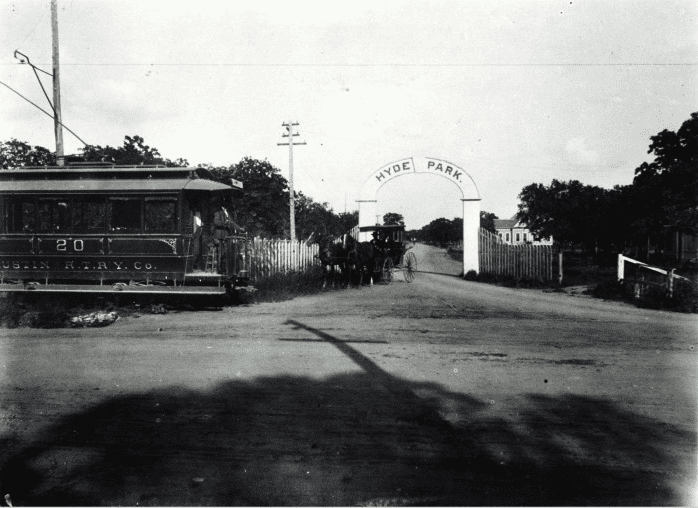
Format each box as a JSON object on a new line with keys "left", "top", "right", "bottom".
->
{"left": 402, "top": 251, "right": 417, "bottom": 283}
{"left": 382, "top": 257, "right": 394, "bottom": 284}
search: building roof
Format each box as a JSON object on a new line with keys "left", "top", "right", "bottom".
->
{"left": 494, "top": 219, "right": 518, "bottom": 229}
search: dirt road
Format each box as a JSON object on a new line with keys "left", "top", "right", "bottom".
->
{"left": 0, "top": 244, "right": 696, "bottom": 506}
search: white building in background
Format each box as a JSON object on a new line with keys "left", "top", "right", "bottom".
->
{"left": 494, "top": 216, "right": 553, "bottom": 245}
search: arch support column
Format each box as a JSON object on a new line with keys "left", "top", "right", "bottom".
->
{"left": 462, "top": 198, "right": 481, "bottom": 275}
{"left": 357, "top": 156, "right": 481, "bottom": 275}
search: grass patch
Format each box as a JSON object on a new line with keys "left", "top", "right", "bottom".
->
{"left": 237, "top": 267, "right": 326, "bottom": 304}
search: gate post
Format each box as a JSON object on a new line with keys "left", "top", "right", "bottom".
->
{"left": 462, "top": 198, "right": 481, "bottom": 275}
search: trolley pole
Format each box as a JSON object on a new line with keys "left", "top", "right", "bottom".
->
{"left": 51, "top": 0, "right": 64, "bottom": 165}
{"left": 277, "top": 121, "right": 306, "bottom": 242}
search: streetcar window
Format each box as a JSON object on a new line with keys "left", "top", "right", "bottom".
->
{"left": 37, "top": 199, "right": 71, "bottom": 232}
{"left": 7, "top": 199, "right": 36, "bottom": 233}
{"left": 108, "top": 198, "right": 142, "bottom": 232}
{"left": 145, "top": 198, "right": 177, "bottom": 233}
{"left": 72, "top": 198, "right": 106, "bottom": 233}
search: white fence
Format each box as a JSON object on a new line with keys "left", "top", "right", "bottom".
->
{"left": 246, "top": 237, "right": 319, "bottom": 280}
{"left": 479, "top": 228, "right": 554, "bottom": 280}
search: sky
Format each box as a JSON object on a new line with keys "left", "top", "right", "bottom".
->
{"left": 1, "top": 0, "right": 696, "bottom": 229}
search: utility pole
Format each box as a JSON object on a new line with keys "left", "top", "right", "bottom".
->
{"left": 277, "top": 121, "right": 306, "bottom": 242}
{"left": 51, "top": 0, "right": 64, "bottom": 165}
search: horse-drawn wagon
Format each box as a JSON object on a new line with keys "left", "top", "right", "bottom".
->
{"left": 359, "top": 225, "right": 417, "bottom": 284}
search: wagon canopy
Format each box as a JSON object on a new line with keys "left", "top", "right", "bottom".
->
{"left": 358, "top": 224, "right": 405, "bottom": 232}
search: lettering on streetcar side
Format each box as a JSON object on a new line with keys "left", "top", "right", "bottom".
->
{"left": 1, "top": 259, "right": 158, "bottom": 271}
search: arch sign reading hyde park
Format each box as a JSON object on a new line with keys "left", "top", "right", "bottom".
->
{"left": 357, "top": 156, "right": 481, "bottom": 275}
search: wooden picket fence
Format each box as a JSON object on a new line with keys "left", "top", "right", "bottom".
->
{"left": 346, "top": 225, "right": 360, "bottom": 241}
{"left": 479, "top": 228, "right": 553, "bottom": 281}
{"left": 246, "top": 237, "right": 320, "bottom": 280}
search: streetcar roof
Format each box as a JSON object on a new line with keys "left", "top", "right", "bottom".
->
{"left": 0, "top": 178, "right": 233, "bottom": 193}
{"left": 0, "top": 166, "right": 242, "bottom": 194}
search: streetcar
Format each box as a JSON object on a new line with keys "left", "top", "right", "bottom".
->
{"left": 0, "top": 163, "right": 249, "bottom": 297}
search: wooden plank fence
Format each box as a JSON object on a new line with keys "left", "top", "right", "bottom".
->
{"left": 479, "top": 228, "right": 553, "bottom": 281}
{"left": 246, "top": 237, "right": 319, "bottom": 280}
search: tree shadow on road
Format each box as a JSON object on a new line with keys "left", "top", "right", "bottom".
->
{"left": 0, "top": 320, "right": 695, "bottom": 506}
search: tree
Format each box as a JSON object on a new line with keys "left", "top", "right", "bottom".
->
{"left": 631, "top": 112, "right": 698, "bottom": 235}
{"left": 208, "top": 158, "right": 359, "bottom": 241}
{"left": 210, "top": 157, "right": 291, "bottom": 238}
{"left": 382, "top": 212, "right": 404, "bottom": 226}
{"left": 294, "top": 192, "right": 341, "bottom": 244}
{"left": 517, "top": 179, "right": 612, "bottom": 251}
{"left": 0, "top": 139, "right": 55, "bottom": 168}
{"left": 420, "top": 217, "right": 462, "bottom": 246}
{"left": 81, "top": 135, "right": 188, "bottom": 167}
{"left": 480, "top": 211, "right": 498, "bottom": 234}
{"left": 336, "top": 211, "right": 359, "bottom": 234}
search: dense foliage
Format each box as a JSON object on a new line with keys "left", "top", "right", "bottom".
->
{"left": 81, "top": 135, "right": 189, "bottom": 167}
{"left": 0, "top": 139, "right": 55, "bottom": 168}
{"left": 206, "top": 157, "right": 356, "bottom": 241}
{"left": 480, "top": 211, "right": 498, "bottom": 234}
{"left": 1, "top": 136, "right": 357, "bottom": 242}
{"left": 408, "top": 211, "right": 498, "bottom": 245}
{"left": 518, "top": 112, "right": 697, "bottom": 261}
{"left": 631, "top": 112, "right": 698, "bottom": 237}
{"left": 382, "top": 213, "right": 404, "bottom": 226}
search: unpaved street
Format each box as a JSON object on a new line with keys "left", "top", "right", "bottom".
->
{"left": 0, "top": 244, "right": 696, "bottom": 506}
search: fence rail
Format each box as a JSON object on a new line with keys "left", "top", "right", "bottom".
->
{"left": 245, "top": 237, "right": 319, "bottom": 280}
{"left": 478, "top": 228, "right": 553, "bottom": 280}
{"left": 617, "top": 254, "right": 689, "bottom": 298}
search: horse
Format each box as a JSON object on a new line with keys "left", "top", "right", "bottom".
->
{"left": 344, "top": 234, "right": 376, "bottom": 286}
{"left": 316, "top": 235, "right": 351, "bottom": 288}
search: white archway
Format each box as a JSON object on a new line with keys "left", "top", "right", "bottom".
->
{"left": 357, "top": 156, "right": 481, "bottom": 275}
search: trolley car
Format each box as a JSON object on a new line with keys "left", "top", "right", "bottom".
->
{"left": 0, "top": 163, "right": 248, "bottom": 296}
{"left": 359, "top": 224, "right": 417, "bottom": 283}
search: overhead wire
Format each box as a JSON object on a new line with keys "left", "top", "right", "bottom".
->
{"left": 301, "top": 128, "right": 637, "bottom": 174}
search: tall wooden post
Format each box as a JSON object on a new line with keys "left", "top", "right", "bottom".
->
{"left": 51, "top": 0, "right": 64, "bottom": 165}
{"left": 558, "top": 251, "right": 563, "bottom": 284}
{"left": 278, "top": 121, "right": 306, "bottom": 242}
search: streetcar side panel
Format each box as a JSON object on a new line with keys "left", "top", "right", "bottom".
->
{"left": 0, "top": 166, "right": 246, "bottom": 293}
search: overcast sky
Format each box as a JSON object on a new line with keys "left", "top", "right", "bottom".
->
{"left": 1, "top": 0, "right": 696, "bottom": 229}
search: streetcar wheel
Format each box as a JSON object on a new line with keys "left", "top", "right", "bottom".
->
{"left": 402, "top": 251, "right": 417, "bottom": 283}
{"left": 382, "top": 257, "right": 394, "bottom": 284}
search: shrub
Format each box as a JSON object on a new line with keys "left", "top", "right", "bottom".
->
{"left": 632, "top": 279, "right": 697, "bottom": 313}
{"left": 668, "top": 278, "right": 698, "bottom": 313}
{"left": 590, "top": 279, "right": 627, "bottom": 300}
{"left": 0, "top": 294, "right": 69, "bottom": 328}
{"left": 463, "top": 270, "right": 478, "bottom": 281}
{"left": 636, "top": 284, "right": 668, "bottom": 310}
